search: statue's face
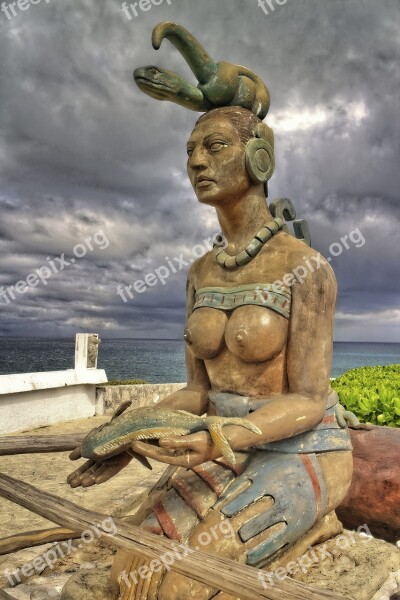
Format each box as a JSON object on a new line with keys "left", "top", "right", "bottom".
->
{"left": 186, "top": 115, "right": 252, "bottom": 206}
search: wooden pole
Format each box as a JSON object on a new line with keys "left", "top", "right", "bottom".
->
{"left": 0, "top": 528, "right": 81, "bottom": 555}
{"left": 0, "top": 473, "right": 348, "bottom": 600}
{"left": 0, "top": 590, "right": 16, "bottom": 600}
{"left": 0, "top": 434, "right": 87, "bottom": 455}
{"left": 0, "top": 466, "right": 174, "bottom": 556}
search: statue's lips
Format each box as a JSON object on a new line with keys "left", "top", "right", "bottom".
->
{"left": 195, "top": 176, "right": 216, "bottom": 188}
{"left": 196, "top": 179, "right": 215, "bottom": 188}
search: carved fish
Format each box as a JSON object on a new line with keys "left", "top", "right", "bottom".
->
{"left": 134, "top": 21, "right": 270, "bottom": 119}
{"left": 75, "top": 403, "right": 262, "bottom": 465}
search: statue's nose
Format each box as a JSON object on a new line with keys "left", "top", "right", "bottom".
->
{"left": 188, "top": 146, "right": 208, "bottom": 170}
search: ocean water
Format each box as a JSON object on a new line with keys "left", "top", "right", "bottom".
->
{"left": 0, "top": 338, "right": 399, "bottom": 382}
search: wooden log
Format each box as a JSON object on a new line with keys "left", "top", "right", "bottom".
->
{"left": 0, "top": 467, "right": 173, "bottom": 556}
{"left": 0, "top": 434, "right": 87, "bottom": 456}
{"left": 0, "top": 473, "right": 348, "bottom": 600}
{"left": 0, "top": 590, "right": 15, "bottom": 600}
{"left": 0, "top": 527, "right": 81, "bottom": 555}
{"left": 337, "top": 426, "right": 400, "bottom": 543}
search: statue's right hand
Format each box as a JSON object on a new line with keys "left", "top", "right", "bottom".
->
{"left": 66, "top": 452, "right": 133, "bottom": 488}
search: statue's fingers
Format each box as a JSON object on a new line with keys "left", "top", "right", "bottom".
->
{"left": 69, "top": 446, "right": 82, "bottom": 460}
{"left": 146, "top": 453, "right": 193, "bottom": 466}
{"left": 131, "top": 441, "right": 186, "bottom": 465}
{"left": 80, "top": 463, "right": 105, "bottom": 487}
{"left": 158, "top": 436, "right": 191, "bottom": 448}
{"left": 336, "top": 408, "right": 347, "bottom": 429}
{"left": 93, "top": 457, "right": 132, "bottom": 484}
{"left": 67, "top": 460, "right": 95, "bottom": 486}
{"left": 78, "top": 462, "right": 103, "bottom": 487}
{"left": 130, "top": 441, "right": 168, "bottom": 457}
{"left": 344, "top": 410, "right": 360, "bottom": 427}
{"left": 92, "top": 463, "right": 115, "bottom": 484}
{"left": 81, "top": 474, "right": 97, "bottom": 487}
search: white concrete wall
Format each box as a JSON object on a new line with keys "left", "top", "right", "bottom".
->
{"left": 96, "top": 383, "right": 186, "bottom": 415}
{"left": 0, "top": 369, "right": 107, "bottom": 434}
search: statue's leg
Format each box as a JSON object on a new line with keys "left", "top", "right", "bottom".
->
{"left": 113, "top": 450, "right": 352, "bottom": 600}
{"left": 112, "top": 454, "right": 251, "bottom": 599}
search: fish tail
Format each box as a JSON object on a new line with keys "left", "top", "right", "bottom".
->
{"left": 207, "top": 422, "right": 236, "bottom": 465}
{"left": 205, "top": 416, "right": 262, "bottom": 464}
{"left": 223, "top": 418, "right": 262, "bottom": 436}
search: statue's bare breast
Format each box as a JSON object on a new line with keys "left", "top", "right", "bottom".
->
{"left": 185, "top": 305, "right": 288, "bottom": 363}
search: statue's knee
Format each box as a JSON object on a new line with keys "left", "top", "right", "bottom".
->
{"left": 318, "top": 451, "right": 353, "bottom": 514}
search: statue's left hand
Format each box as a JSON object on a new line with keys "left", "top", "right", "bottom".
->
{"left": 67, "top": 451, "right": 133, "bottom": 488}
{"left": 131, "top": 431, "right": 219, "bottom": 468}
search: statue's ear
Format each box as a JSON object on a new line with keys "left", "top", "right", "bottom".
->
{"left": 245, "top": 123, "right": 275, "bottom": 185}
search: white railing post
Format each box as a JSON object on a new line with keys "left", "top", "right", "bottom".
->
{"left": 75, "top": 333, "right": 100, "bottom": 370}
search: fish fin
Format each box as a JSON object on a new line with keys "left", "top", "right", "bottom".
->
{"left": 130, "top": 427, "right": 191, "bottom": 441}
{"left": 128, "top": 448, "right": 153, "bottom": 470}
{"left": 112, "top": 400, "right": 132, "bottom": 420}
{"left": 95, "top": 437, "right": 133, "bottom": 458}
{"left": 176, "top": 410, "right": 194, "bottom": 416}
{"left": 207, "top": 422, "right": 236, "bottom": 465}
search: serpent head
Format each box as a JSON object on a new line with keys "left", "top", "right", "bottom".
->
{"left": 134, "top": 66, "right": 182, "bottom": 100}
{"left": 134, "top": 65, "right": 212, "bottom": 111}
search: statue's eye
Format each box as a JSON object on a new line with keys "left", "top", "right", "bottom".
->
{"left": 210, "top": 142, "right": 226, "bottom": 152}
{"left": 187, "top": 148, "right": 194, "bottom": 157}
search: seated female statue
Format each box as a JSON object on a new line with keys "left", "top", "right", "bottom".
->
{"left": 97, "top": 105, "right": 354, "bottom": 600}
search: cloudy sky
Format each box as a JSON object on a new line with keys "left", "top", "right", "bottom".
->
{"left": 0, "top": 0, "right": 399, "bottom": 342}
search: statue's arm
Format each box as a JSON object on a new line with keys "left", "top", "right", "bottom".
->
{"left": 155, "top": 265, "right": 211, "bottom": 415}
{"left": 220, "top": 257, "right": 337, "bottom": 451}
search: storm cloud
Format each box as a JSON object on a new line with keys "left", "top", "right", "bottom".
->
{"left": 0, "top": 0, "right": 399, "bottom": 342}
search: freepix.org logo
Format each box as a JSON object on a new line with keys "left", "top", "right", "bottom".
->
{"left": 121, "top": 0, "right": 172, "bottom": 21}
{"left": 1, "top": 0, "right": 50, "bottom": 21}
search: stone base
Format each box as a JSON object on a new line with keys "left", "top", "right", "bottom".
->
{"left": 60, "top": 569, "right": 118, "bottom": 600}
{"left": 289, "top": 532, "right": 400, "bottom": 600}
{"left": 56, "top": 532, "right": 400, "bottom": 600}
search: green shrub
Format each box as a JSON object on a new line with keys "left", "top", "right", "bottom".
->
{"left": 331, "top": 364, "right": 400, "bottom": 427}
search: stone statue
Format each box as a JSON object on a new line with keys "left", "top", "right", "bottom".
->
{"left": 67, "top": 22, "right": 354, "bottom": 600}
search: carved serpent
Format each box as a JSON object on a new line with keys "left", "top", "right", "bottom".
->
{"left": 134, "top": 21, "right": 270, "bottom": 119}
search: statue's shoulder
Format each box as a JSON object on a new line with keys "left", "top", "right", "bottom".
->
{"left": 187, "top": 248, "right": 215, "bottom": 283}
{"left": 273, "top": 230, "right": 337, "bottom": 289}
{"left": 274, "top": 230, "right": 326, "bottom": 261}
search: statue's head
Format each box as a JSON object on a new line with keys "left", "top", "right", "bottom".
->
{"left": 186, "top": 106, "right": 275, "bottom": 206}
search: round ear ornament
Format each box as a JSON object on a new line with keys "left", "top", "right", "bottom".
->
{"left": 245, "top": 123, "right": 275, "bottom": 184}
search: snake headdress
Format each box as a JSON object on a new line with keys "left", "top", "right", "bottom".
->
{"left": 134, "top": 21, "right": 270, "bottom": 119}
